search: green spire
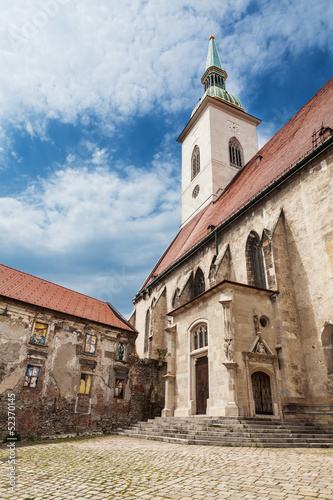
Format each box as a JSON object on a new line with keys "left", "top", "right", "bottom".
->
{"left": 191, "top": 36, "right": 244, "bottom": 117}
{"left": 205, "top": 35, "right": 222, "bottom": 70}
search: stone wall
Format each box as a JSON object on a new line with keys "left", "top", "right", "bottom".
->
{"left": 132, "top": 145, "right": 333, "bottom": 420}
{"left": 0, "top": 297, "right": 166, "bottom": 439}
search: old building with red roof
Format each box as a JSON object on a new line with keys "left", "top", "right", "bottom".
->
{"left": 0, "top": 264, "right": 165, "bottom": 437}
{"left": 130, "top": 36, "right": 333, "bottom": 423}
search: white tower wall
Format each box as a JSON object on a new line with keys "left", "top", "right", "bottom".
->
{"left": 180, "top": 99, "right": 260, "bottom": 227}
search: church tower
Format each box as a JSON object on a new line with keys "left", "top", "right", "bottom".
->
{"left": 178, "top": 35, "right": 261, "bottom": 227}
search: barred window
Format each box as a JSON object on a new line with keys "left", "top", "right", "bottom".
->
{"left": 192, "top": 146, "right": 200, "bottom": 180}
{"left": 229, "top": 138, "right": 243, "bottom": 168}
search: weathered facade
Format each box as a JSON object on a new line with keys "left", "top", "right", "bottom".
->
{"left": 0, "top": 266, "right": 165, "bottom": 438}
{"left": 130, "top": 37, "right": 333, "bottom": 425}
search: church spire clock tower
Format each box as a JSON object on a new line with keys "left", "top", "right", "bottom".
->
{"left": 177, "top": 35, "right": 261, "bottom": 227}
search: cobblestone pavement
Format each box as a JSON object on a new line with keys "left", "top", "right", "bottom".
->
{"left": 1, "top": 436, "right": 333, "bottom": 500}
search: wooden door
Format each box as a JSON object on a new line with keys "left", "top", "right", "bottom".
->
{"left": 196, "top": 356, "right": 209, "bottom": 414}
{"left": 251, "top": 371, "right": 273, "bottom": 415}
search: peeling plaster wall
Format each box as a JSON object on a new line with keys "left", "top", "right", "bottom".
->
{"left": 0, "top": 297, "right": 166, "bottom": 438}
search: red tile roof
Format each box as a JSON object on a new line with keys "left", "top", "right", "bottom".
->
{"left": 141, "top": 78, "right": 333, "bottom": 290}
{"left": 0, "top": 264, "right": 136, "bottom": 333}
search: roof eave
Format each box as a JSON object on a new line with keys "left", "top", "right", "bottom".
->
{"left": 168, "top": 279, "right": 279, "bottom": 316}
{"left": 0, "top": 293, "right": 136, "bottom": 334}
{"left": 177, "top": 96, "right": 261, "bottom": 144}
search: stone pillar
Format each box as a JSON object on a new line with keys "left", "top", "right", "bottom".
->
{"left": 219, "top": 292, "right": 239, "bottom": 416}
{"left": 222, "top": 361, "right": 239, "bottom": 416}
{"left": 161, "top": 323, "right": 176, "bottom": 417}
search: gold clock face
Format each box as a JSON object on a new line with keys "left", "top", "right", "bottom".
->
{"left": 228, "top": 120, "right": 240, "bottom": 134}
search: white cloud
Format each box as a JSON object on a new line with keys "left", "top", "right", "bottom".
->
{"left": 0, "top": 0, "right": 330, "bottom": 138}
{"left": 0, "top": 153, "right": 181, "bottom": 261}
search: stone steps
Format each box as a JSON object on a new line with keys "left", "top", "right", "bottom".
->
{"left": 131, "top": 423, "right": 326, "bottom": 434}
{"left": 114, "top": 416, "right": 333, "bottom": 448}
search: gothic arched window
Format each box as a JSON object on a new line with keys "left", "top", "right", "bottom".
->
{"left": 193, "top": 268, "right": 205, "bottom": 298}
{"left": 192, "top": 323, "right": 208, "bottom": 351}
{"left": 191, "top": 146, "right": 200, "bottom": 180}
{"left": 246, "top": 231, "right": 266, "bottom": 288}
{"left": 229, "top": 137, "right": 243, "bottom": 168}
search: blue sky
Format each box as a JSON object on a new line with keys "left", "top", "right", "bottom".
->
{"left": 0, "top": 0, "right": 332, "bottom": 318}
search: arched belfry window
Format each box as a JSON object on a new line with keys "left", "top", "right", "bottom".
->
{"left": 246, "top": 231, "right": 266, "bottom": 288}
{"left": 191, "top": 146, "right": 200, "bottom": 180}
{"left": 229, "top": 137, "right": 243, "bottom": 168}
{"left": 193, "top": 268, "right": 205, "bottom": 297}
{"left": 192, "top": 323, "right": 208, "bottom": 351}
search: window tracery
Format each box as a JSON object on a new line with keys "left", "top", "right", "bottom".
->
{"left": 192, "top": 324, "right": 208, "bottom": 351}
{"left": 229, "top": 137, "right": 243, "bottom": 168}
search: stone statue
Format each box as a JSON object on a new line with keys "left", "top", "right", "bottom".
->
{"left": 118, "top": 343, "right": 125, "bottom": 361}
{"left": 256, "top": 341, "right": 266, "bottom": 354}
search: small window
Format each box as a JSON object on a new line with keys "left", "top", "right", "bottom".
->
{"left": 191, "top": 146, "right": 200, "bottom": 180}
{"left": 31, "top": 322, "right": 48, "bottom": 345}
{"left": 115, "top": 379, "right": 124, "bottom": 398}
{"left": 84, "top": 334, "right": 96, "bottom": 354}
{"left": 24, "top": 365, "right": 40, "bottom": 388}
{"left": 229, "top": 138, "right": 243, "bottom": 168}
{"left": 192, "top": 324, "right": 208, "bottom": 351}
{"left": 79, "top": 373, "right": 91, "bottom": 395}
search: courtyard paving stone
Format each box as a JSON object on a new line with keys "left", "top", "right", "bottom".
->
{"left": 0, "top": 436, "right": 333, "bottom": 499}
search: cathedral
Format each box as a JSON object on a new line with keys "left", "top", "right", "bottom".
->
{"left": 130, "top": 36, "right": 333, "bottom": 424}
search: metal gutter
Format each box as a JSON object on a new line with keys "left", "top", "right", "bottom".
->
{"left": 135, "top": 136, "right": 333, "bottom": 299}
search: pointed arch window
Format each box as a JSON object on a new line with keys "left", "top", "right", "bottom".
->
{"left": 191, "top": 146, "right": 200, "bottom": 180}
{"left": 229, "top": 137, "right": 243, "bottom": 168}
{"left": 193, "top": 268, "right": 205, "bottom": 298}
{"left": 192, "top": 323, "right": 208, "bottom": 351}
{"left": 246, "top": 231, "right": 266, "bottom": 288}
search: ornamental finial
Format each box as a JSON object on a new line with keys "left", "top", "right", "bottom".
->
{"left": 209, "top": 34, "right": 215, "bottom": 40}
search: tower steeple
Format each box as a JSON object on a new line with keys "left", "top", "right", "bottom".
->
{"left": 191, "top": 35, "right": 243, "bottom": 117}
{"left": 205, "top": 34, "right": 224, "bottom": 70}
{"left": 178, "top": 36, "right": 260, "bottom": 227}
